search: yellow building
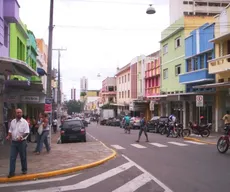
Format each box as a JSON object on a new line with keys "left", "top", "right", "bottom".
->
{"left": 197, "top": 4, "right": 230, "bottom": 132}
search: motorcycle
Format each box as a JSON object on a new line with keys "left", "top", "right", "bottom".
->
{"left": 217, "top": 124, "right": 230, "bottom": 153}
{"left": 182, "top": 122, "right": 211, "bottom": 137}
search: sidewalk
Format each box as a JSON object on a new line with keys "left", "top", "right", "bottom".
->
{"left": 0, "top": 132, "right": 115, "bottom": 182}
{"left": 184, "top": 132, "right": 222, "bottom": 145}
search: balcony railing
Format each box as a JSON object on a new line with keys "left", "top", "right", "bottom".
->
{"left": 208, "top": 54, "right": 230, "bottom": 74}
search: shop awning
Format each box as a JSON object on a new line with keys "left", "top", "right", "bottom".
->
{"left": 37, "top": 67, "right": 47, "bottom": 76}
{"left": 0, "top": 57, "right": 38, "bottom": 76}
{"left": 193, "top": 82, "right": 230, "bottom": 89}
{"left": 147, "top": 95, "right": 168, "bottom": 98}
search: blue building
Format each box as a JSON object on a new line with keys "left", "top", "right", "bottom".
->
{"left": 179, "top": 23, "right": 215, "bottom": 125}
{"left": 179, "top": 23, "right": 215, "bottom": 92}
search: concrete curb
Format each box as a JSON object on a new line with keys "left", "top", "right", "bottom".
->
{"left": 184, "top": 137, "right": 216, "bottom": 145}
{"left": 0, "top": 142, "right": 117, "bottom": 183}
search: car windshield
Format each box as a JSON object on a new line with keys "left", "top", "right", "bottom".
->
{"left": 63, "top": 120, "right": 83, "bottom": 128}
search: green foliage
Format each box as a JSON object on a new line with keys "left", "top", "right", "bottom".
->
{"left": 65, "top": 100, "right": 83, "bottom": 115}
{"left": 80, "top": 92, "right": 86, "bottom": 97}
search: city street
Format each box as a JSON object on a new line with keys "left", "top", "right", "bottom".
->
{"left": 1, "top": 123, "right": 230, "bottom": 192}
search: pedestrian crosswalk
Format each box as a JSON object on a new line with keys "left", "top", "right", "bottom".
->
{"left": 111, "top": 140, "right": 207, "bottom": 150}
{"left": 1, "top": 155, "right": 173, "bottom": 192}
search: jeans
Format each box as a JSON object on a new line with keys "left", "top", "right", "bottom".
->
{"left": 9, "top": 140, "right": 27, "bottom": 175}
{"left": 138, "top": 126, "right": 148, "bottom": 139}
{"left": 36, "top": 131, "right": 50, "bottom": 153}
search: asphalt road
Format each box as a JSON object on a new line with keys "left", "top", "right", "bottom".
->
{"left": 1, "top": 123, "right": 230, "bottom": 192}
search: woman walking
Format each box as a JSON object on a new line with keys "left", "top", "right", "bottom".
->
{"left": 34, "top": 113, "right": 51, "bottom": 154}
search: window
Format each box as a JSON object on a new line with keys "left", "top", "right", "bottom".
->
{"left": 119, "top": 77, "right": 121, "bottom": 84}
{"left": 194, "top": 57, "right": 198, "bottom": 70}
{"left": 125, "top": 91, "right": 126, "bottom": 98}
{"left": 175, "top": 37, "right": 181, "bottom": 48}
{"left": 125, "top": 75, "right": 126, "bottom": 82}
{"left": 175, "top": 64, "right": 181, "bottom": 76}
{"left": 128, "top": 73, "right": 130, "bottom": 81}
{"left": 187, "top": 59, "right": 192, "bottom": 72}
{"left": 122, "top": 76, "right": 124, "bottom": 83}
{"left": 119, "top": 92, "right": 121, "bottom": 98}
{"left": 200, "top": 56, "right": 204, "bottom": 69}
{"left": 163, "top": 68, "right": 168, "bottom": 79}
{"left": 163, "top": 44, "right": 168, "bottom": 55}
{"left": 128, "top": 90, "right": 130, "bottom": 98}
{"left": 206, "top": 52, "right": 213, "bottom": 67}
{"left": 122, "top": 91, "right": 124, "bottom": 98}
{"left": 4, "top": 24, "right": 8, "bottom": 47}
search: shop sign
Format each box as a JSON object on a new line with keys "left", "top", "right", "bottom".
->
{"left": 149, "top": 101, "right": 155, "bottom": 111}
{"left": 21, "top": 96, "right": 39, "bottom": 103}
{"left": 196, "top": 95, "right": 203, "bottom": 107}
{"left": 45, "top": 97, "right": 53, "bottom": 113}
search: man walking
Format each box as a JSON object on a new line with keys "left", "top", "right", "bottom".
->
{"left": 6, "top": 108, "right": 30, "bottom": 178}
{"left": 136, "top": 113, "right": 149, "bottom": 142}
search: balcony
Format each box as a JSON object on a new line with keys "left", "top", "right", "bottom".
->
{"left": 145, "top": 87, "right": 160, "bottom": 96}
{"left": 208, "top": 54, "right": 230, "bottom": 74}
{"left": 179, "top": 68, "right": 214, "bottom": 84}
{"left": 3, "top": 0, "right": 19, "bottom": 23}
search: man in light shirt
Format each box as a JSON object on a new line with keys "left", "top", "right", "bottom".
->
{"left": 6, "top": 108, "right": 30, "bottom": 178}
{"left": 222, "top": 111, "right": 230, "bottom": 125}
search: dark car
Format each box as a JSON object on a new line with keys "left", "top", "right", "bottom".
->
{"left": 60, "top": 119, "right": 86, "bottom": 143}
{"left": 147, "top": 116, "right": 169, "bottom": 133}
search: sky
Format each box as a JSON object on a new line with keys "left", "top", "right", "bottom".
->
{"left": 18, "top": 0, "right": 170, "bottom": 100}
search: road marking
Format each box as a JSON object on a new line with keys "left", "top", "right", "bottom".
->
{"left": 122, "top": 155, "right": 173, "bottom": 192}
{"left": 112, "top": 173, "right": 152, "bottom": 192}
{"left": 168, "top": 142, "right": 188, "bottom": 146}
{"left": 111, "top": 145, "right": 125, "bottom": 150}
{"left": 0, "top": 174, "right": 81, "bottom": 188}
{"left": 20, "top": 162, "right": 134, "bottom": 192}
{"left": 130, "top": 144, "right": 147, "bottom": 149}
{"left": 184, "top": 141, "right": 206, "bottom": 145}
{"left": 86, "top": 132, "right": 98, "bottom": 141}
{"left": 149, "top": 143, "right": 168, "bottom": 148}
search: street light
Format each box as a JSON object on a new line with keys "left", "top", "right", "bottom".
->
{"left": 146, "top": 4, "right": 156, "bottom": 14}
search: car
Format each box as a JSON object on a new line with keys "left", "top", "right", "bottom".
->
{"left": 60, "top": 119, "right": 86, "bottom": 143}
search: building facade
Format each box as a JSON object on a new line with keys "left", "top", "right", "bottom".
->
{"left": 160, "top": 15, "right": 215, "bottom": 126}
{"left": 71, "top": 88, "right": 76, "bottom": 100}
{"left": 101, "top": 77, "right": 116, "bottom": 105}
{"left": 169, "top": 0, "right": 230, "bottom": 24}
{"left": 80, "top": 76, "right": 88, "bottom": 92}
{"left": 179, "top": 22, "right": 216, "bottom": 125}
{"left": 145, "top": 51, "right": 161, "bottom": 116}
{"left": 27, "top": 30, "right": 38, "bottom": 72}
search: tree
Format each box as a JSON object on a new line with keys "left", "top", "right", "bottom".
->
{"left": 80, "top": 92, "right": 86, "bottom": 97}
{"left": 65, "top": 100, "right": 83, "bottom": 115}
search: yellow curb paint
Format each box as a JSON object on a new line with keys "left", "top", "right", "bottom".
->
{"left": 0, "top": 142, "right": 117, "bottom": 183}
{"left": 184, "top": 137, "right": 216, "bottom": 145}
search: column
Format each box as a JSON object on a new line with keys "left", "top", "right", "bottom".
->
{"left": 166, "top": 102, "right": 171, "bottom": 116}
{"left": 215, "top": 93, "right": 219, "bottom": 132}
{"left": 182, "top": 101, "right": 187, "bottom": 129}
{"left": 189, "top": 101, "right": 193, "bottom": 123}
{"left": 160, "top": 103, "right": 164, "bottom": 116}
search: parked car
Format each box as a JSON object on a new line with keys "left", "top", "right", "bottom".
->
{"left": 146, "top": 116, "right": 160, "bottom": 132}
{"left": 60, "top": 119, "right": 86, "bottom": 143}
{"left": 130, "top": 117, "right": 141, "bottom": 129}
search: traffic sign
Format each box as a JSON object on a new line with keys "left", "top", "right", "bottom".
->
{"left": 196, "top": 95, "right": 203, "bottom": 107}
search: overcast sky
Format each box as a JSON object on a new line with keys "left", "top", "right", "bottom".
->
{"left": 18, "top": 0, "right": 169, "bottom": 99}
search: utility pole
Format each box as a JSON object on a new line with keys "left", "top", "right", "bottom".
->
{"left": 53, "top": 48, "right": 67, "bottom": 119}
{"left": 46, "top": 0, "right": 54, "bottom": 146}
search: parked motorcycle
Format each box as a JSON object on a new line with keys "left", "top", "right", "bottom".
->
{"left": 183, "top": 122, "right": 211, "bottom": 137}
{"left": 217, "top": 124, "right": 230, "bottom": 154}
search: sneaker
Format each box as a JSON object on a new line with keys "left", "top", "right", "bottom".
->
{"left": 22, "top": 171, "right": 27, "bottom": 175}
{"left": 7, "top": 174, "right": 15, "bottom": 178}
{"left": 136, "top": 140, "right": 139, "bottom": 142}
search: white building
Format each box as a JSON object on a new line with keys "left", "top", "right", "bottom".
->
{"left": 71, "top": 88, "right": 76, "bottom": 100}
{"left": 169, "top": 0, "right": 230, "bottom": 24}
{"left": 80, "top": 76, "right": 88, "bottom": 92}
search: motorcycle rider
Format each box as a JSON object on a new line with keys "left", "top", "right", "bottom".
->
{"left": 124, "top": 114, "right": 131, "bottom": 134}
{"left": 222, "top": 111, "right": 230, "bottom": 127}
{"left": 167, "top": 114, "right": 177, "bottom": 137}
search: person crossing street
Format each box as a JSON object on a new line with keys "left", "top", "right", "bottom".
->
{"left": 136, "top": 113, "right": 149, "bottom": 142}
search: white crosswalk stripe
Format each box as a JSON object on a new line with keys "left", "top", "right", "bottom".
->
{"left": 130, "top": 144, "right": 147, "bottom": 149}
{"left": 16, "top": 155, "right": 173, "bottom": 192}
{"left": 111, "top": 145, "right": 126, "bottom": 150}
{"left": 168, "top": 142, "right": 188, "bottom": 146}
{"left": 184, "top": 141, "right": 207, "bottom": 145}
{"left": 149, "top": 143, "right": 168, "bottom": 147}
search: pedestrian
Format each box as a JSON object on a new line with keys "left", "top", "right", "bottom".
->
{"left": 6, "top": 108, "right": 30, "bottom": 178}
{"left": 34, "top": 113, "right": 51, "bottom": 155}
{"left": 52, "top": 118, "right": 57, "bottom": 133}
{"left": 136, "top": 114, "right": 149, "bottom": 142}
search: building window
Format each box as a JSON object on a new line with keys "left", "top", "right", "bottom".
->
{"left": 163, "top": 68, "right": 168, "bottom": 79}
{"left": 187, "top": 59, "right": 192, "bottom": 72}
{"left": 119, "top": 77, "right": 121, "bottom": 84}
{"left": 175, "top": 64, "right": 181, "bottom": 76}
{"left": 163, "top": 44, "right": 168, "bottom": 55}
{"left": 128, "top": 90, "right": 130, "bottom": 98}
{"left": 194, "top": 57, "right": 198, "bottom": 70}
{"left": 200, "top": 55, "right": 204, "bottom": 69}
{"left": 128, "top": 73, "right": 130, "bottom": 81}
{"left": 175, "top": 37, "right": 181, "bottom": 48}
{"left": 125, "top": 91, "right": 126, "bottom": 98}
{"left": 125, "top": 75, "right": 126, "bottom": 82}
{"left": 122, "top": 91, "right": 124, "bottom": 98}
{"left": 122, "top": 76, "right": 124, "bottom": 83}
{"left": 119, "top": 92, "right": 121, "bottom": 98}
{"left": 4, "top": 24, "right": 8, "bottom": 47}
